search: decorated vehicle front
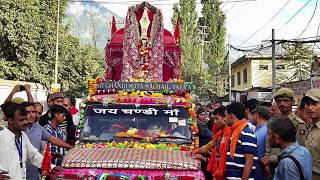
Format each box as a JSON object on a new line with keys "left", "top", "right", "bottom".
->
{"left": 50, "top": 80, "right": 204, "bottom": 179}
{"left": 51, "top": 1, "right": 205, "bottom": 178}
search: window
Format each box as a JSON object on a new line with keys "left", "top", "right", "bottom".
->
{"left": 259, "top": 65, "right": 268, "bottom": 70}
{"left": 243, "top": 68, "right": 247, "bottom": 83}
{"left": 276, "top": 64, "right": 285, "bottom": 70}
{"left": 231, "top": 75, "right": 235, "bottom": 87}
{"left": 237, "top": 71, "right": 241, "bottom": 85}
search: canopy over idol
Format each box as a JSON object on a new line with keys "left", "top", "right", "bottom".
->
{"left": 105, "top": 2, "right": 181, "bottom": 82}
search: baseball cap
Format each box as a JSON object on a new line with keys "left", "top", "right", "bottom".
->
{"left": 11, "top": 97, "right": 26, "bottom": 104}
{"left": 302, "top": 88, "right": 320, "bottom": 102}
{"left": 273, "top": 88, "right": 294, "bottom": 99}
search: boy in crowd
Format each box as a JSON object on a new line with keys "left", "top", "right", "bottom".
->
{"left": 44, "top": 105, "right": 68, "bottom": 166}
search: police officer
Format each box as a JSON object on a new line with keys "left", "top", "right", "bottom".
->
{"left": 261, "top": 88, "right": 308, "bottom": 179}
{"left": 302, "top": 88, "right": 320, "bottom": 180}
{"left": 273, "top": 87, "right": 308, "bottom": 145}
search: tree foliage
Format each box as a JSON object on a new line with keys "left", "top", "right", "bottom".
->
{"left": 172, "top": 1, "right": 208, "bottom": 100}
{"left": 283, "top": 43, "right": 313, "bottom": 81}
{"left": 201, "top": 0, "right": 227, "bottom": 96}
{"left": 172, "top": 1, "right": 201, "bottom": 81}
{"left": 0, "top": 0, "right": 104, "bottom": 97}
{"left": 172, "top": 0, "right": 227, "bottom": 100}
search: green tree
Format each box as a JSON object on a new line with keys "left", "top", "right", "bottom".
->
{"left": 0, "top": 0, "right": 105, "bottom": 97}
{"left": 172, "top": 1, "right": 201, "bottom": 82}
{"left": 172, "top": 0, "right": 227, "bottom": 100}
{"left": 172, "top": 1, "right": 216, "bottom": 100}
{"left": 201, "top": 0, "right": 227, "bottom": 96}
{"left": 284, "top": 43, "right": 313, "bottom": 81}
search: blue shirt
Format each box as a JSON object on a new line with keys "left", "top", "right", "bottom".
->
{"left": 226, "top": 126, "right": 258, "bottom": 179}
{"left": 26, "top": 123, "right": 52, "bottom": 180}
{"left": 274, "top": 142, "right": 312, "bottom": 180}
{"left": 254, "top": 123, "right": 268, "bottom": 180}
{"left": 26, "top": 123, "right": 51, "bottom": 151}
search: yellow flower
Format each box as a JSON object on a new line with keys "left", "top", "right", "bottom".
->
{"left": 127, "top": 128, "right": 138, "bottom": 134}
{"left": 86, "top": 144, "right": 93, "bottom": 148}
{"left": 140, "top": 91, "right": 145, "bottom": 97}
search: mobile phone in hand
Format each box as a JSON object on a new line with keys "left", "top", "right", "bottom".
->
{"left": 19, "top": 85, "right": 25, "bottom": 91}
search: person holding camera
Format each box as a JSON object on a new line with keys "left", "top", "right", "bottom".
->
{"left": 4, "top": 84, "right": 34, "bottom": 104}
{"left": 1, "top": 84, "right": 33, "bottom": 128}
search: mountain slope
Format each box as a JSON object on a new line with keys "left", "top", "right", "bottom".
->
{"left": 66, "top": 0, "right": 124, "bottom": 49}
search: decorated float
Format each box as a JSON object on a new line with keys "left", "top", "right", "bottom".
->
{"left": 51, "top": 2, "right": 204, "bottom": 179}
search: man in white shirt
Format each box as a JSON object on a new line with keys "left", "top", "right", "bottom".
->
{"left": 0, "top": 102, "right": 43, "bottom": 180}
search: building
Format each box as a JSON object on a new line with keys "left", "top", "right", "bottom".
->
{"left": 230, "top": 45, "right": 295, "bottom": 101}
{"left": 231, "top": 55, "right": 294, "bottom": 91}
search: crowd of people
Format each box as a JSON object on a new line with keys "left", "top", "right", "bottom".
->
{"left": 1, "top": 84, "right": 320, "bottom": 180}
{"left": 192, "top": 87, "right": 320, "bottom": 180}
{"left": 0, "top": 84, "right": 78, "bottom": 180}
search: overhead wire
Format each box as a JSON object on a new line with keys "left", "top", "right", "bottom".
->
{"left": 225, "top": 2, "right": 237, "bottom": 14}
{"left": 313, "top": 7, "right": 320, "bottom": 51}
{"left": 239, "top": 0, "right": 292, "bottom": 46}
{"left": 297, "top": 0, "right": 318, "bottom": 38}
{"left": 229, "top": 35, "right": 256, "bottom": 46}
{"left": 227, "top": 1, "right": 250, "bottom": 22}
{"left": 264, "top": 0, "right": 313, "bottom": 40}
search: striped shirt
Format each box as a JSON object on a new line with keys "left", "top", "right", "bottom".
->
{"left": 226, "top": 126, "right": 258, "bottom": 180}
{"left": 44, "top": 122, "right": 64, "bottom": 165}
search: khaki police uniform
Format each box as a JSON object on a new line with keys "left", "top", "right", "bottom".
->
{"left": 266, "top": 88, "right": 308, "bottom": 164}
{"left": 302, "top": 88, "right": 320, "bottom": 179}
{"left": 306, "top": 120, "right": 320, "bottom": 180}
{"left": 288, "top": 112, "right": 308, "bottom": 146}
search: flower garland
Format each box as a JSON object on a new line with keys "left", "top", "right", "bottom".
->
{"left": 77, "top": 103, "right": 86, "bottom": 129}
{"left": 78, "top": 141, "right": 194, "bottom": 151}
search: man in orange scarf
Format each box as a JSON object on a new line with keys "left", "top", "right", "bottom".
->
{"left": 193, "top": 102, "right": 258, "bottom": 180}
{"left": 225, "top": 102, "right": 258, "bottom": 180}
{"left": 193, "top": 106, "right": 228, "bottom": 180}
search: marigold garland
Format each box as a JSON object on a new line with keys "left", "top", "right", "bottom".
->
{"left": 77, "top": 141, "right": 194, "bottom": 151}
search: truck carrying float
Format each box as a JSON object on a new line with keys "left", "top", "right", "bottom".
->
{"left": 50, "top": 2, "right": 204, "bottom": 179}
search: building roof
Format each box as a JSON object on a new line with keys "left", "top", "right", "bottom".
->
{"left": 231, "top": 43, "right": 288, "bottom": 68}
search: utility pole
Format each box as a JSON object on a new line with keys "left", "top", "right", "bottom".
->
{"left": 228, "top": 35, "right": 232, "bottom": 103}
{"left": 271, "top": 29, "right": 276, "bottom": 95}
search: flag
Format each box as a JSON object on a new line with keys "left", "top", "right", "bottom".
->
{"left": 41, "top": 143, "right": 51, "bottom": 176}
{"left": 111, "top": 16, "right": 117, "bottom": 35}
{"left": 174, "top": 16, "right": 180, "bottom": 44}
